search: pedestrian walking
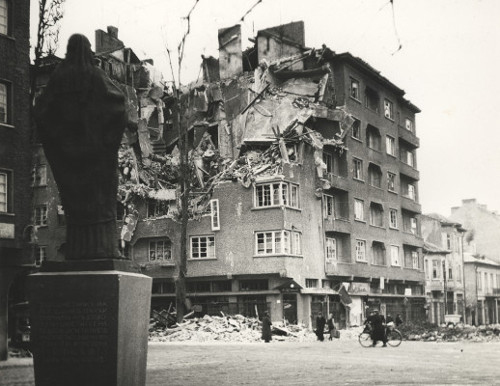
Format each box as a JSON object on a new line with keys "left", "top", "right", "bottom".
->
{"left": 327, "top": 313, "right": 336, "bottom": 341}
{"left": 261, "top": 311, "right": 272, "bottom": 343}
{"left": 315, "top": 312, "right": 326, "bottom": 342}
{"left": 366, "top": 309, "right": 387, "bottom": 347}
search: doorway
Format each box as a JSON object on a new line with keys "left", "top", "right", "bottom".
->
{"left": 282, "top": 294, "right": 297, "bottom": 324}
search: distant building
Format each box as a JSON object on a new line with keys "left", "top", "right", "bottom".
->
{"left": 420, "top": 214, "right": 466, "bottom": 324}
{"left": 450, "top": 198, "right": 500, "bottom": 264}
{"left": 0, "top": 0, "right": 33, "bottom": 361}
{"left": 463, "top": 255, "right": 500, "bottom": 325}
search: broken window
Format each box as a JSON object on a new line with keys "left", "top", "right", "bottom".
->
{"left": 389, "top": 209, "right": 398, "bottom": 229}
{"left": 390, "top": 245, "right": 400, "bottom": 266}
{"left": 368, "top": 163, "right": 382, "bottom": 188}
{"left": 356, "top": 239, "right": 366, "bottom": 262}
{"left": 384, "top": 99, "right": 394, "bottom": 120}
{"left": 57, "top": 205, "right": 66, "bottom": 226}
{"left": 410, "top": 217, "right": 418, "bottom": 235}
{"left": 353, "top": 158, "right": 363, "bottom": 180}
{"left": 255, "top": 230, "right": 301, "bottom": 256}
{"left": 370, "top": 202, "right": 384, "bottom": 227}
{"left": 0, "top": 171, "right": 7, "bottom": 212}
{"left": 366, "top": 125, "right": 381, "bottom": 151}
{"left": 32, "top": 165, "right": 47, "bottom": 187}
{"left": 351, "top": 118, "right": 361, "bottom": 140}
{"left": 149, "top": 239, "right": 172, "bottom": 261}
{"left": 364, "top": 87, "right": 379, "bottom": 113}
{"left": 323, "top": 194, "right": 335, "bottom": 219}
{"left": 35, "top": 245, "right": 47, "bottom": 266}
{"left": 405, "top": 118, "right": 414, "bottom": 133}
{"left": 387, "top": 172, "right": 396, "bottom": 192}
{"left": 254, "top": 182, "right": 299, "bottom": 209}
{"left": 386, "top": 135, "right": 396, "bottom": 156}
{"left": 210, "top": 199, "right": 220, "bottom": 231}
{"left": 239, "top": 279, "right": 268, "bottom": 291}
{"left": 326, "top": 237, "right": 337, "bottom": 261}
{"left": 306, "top": 279, "right": 318, "bottom": 288}
{"left": 34, "top": 205, "right": 48, "bottom": 226}
{"left": 350, "top": 78, "right": 360, "bottom": 100}
{"left": 147, "top": 200, "right": 169, "bottom": 218}
{"left": 372, "top": 241, "right": 386, "bottom": 265}
{"left": 190, "top": 236, "right": 215, "bottom": 259}
{"left": 0, "top": 82, "right": 9, "bottom": 124}
{"left": 323, "top": 152, "right": 334, "bottom": 174}
{"left": 354, "top": 199, "right": 364, "bottom": 221}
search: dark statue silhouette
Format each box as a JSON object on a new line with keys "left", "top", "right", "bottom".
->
{"left": 34, "top": 34, "right": 127, "bottom": 259}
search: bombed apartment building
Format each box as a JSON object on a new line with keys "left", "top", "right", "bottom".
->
{"left": 35, "top": 21, "right": 425, "bottom": 328}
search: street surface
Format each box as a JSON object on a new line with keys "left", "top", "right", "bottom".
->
{"left": 1, "top": 340, "right": 499, "bottom": 385}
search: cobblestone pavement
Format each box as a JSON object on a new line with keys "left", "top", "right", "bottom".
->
{"left": 2, "top": 340, "right": 500, "bottom": 385}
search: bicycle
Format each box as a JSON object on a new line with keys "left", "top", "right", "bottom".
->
{"left": 358, "top": 322, "right": 402, "bottom": 347}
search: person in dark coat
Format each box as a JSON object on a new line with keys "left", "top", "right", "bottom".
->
{"left": 261, "top": 311, "right": 272, "bottom": 343}
{"left": 395, "top": 314, "right": 404, "bottom": 327}
{"left": 327, "top": 313, "right": 336, "bottom": 341}
{"left": 316, "top": 312, "right": 326, "bottom": 341}
{"left": 366, "top": 310, "right": 387, "bottom": 347}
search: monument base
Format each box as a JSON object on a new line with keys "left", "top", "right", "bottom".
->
{"left": 28, "top": 270, "right": 152, "bottom": 386}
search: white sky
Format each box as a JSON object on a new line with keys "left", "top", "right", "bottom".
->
{"left": 30, "top": 0, "right": 500, "bottom": 217}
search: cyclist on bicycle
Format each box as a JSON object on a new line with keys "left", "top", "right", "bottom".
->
{"left": 365, "top": 309, "right": 387, "bottom": 347}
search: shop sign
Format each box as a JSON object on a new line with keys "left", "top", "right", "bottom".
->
{"left": 348, "top": 282, "right": 370, "bottom": 294}
{"left": 0, "top": 223, "right": 14, "bottom": 239}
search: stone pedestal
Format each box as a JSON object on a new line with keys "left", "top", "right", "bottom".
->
{"left": 28, "top": 268, "right": 152, "bottom": 386}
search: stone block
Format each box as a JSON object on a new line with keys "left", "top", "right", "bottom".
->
{"left": 28, "top": 271, "right": 152, "bottom": 386}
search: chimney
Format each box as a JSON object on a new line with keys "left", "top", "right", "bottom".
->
{"left": 107, "top": 26, "right": 118, "bottom": 39}
{"left": 462, "top": 198, "right": 476, "bottom": 205}
{"left": 218, "top": 24, "right": 242, "bottom": 79}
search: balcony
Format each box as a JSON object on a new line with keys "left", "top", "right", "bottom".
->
{"left": 325, "top": 173, "right": 350, "bottom": 191}
{"left": 399, "top": 162, "right": 420, "bottom": 181}
{"left": 398, "top": 125, "right": 420, "bottom": 148}
{"left": 323, "top": 218, "right": 351, "bottom": 233}
{"left": 401, "top": 197, "right": 422, "bottom": 214}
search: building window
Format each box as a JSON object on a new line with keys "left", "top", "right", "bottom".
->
{"left": 412, "top": 251, "right": 419, "bottom": 269}
{"left": 354, "top": 199, "right": 364, "bottom": 221}
{"left": 0, "top": 0, "right": 7, "bottom": 35}
{"left": 368, "top": 163, "right": 382, "bottom": 188}
{"left": 386, "top": 136, "right": 396, "bottom": 156}
{"left": 34, "top": 205, "right": 48, "bottom": 226}
{"left": 35, "top": 246, "right": 46, "bottom": 266}
{"left": 190, "top": 236, "right": 215, "bottom": 259}
{"left": 350, "top": 78, "right": 360, "bottom": 100}
{"left": 239, "top": 279, "right": 268, "bottom": 291}
{"left": 389, "top": 209, "right": 398, "bottom": 229}
{"left": 57, "top": 205, "right": 66, "bottom": 226}
{"left": 255, "top": 230, "right": 302, "bottom": 256}
{"left": 147, "top": 200, "right": 169, "bottom": 217}
{"left": 432, "top": 260, "right": 440, "bottom": 279}
{"left": 353, "top": 158, "right": 363, "bottom": 180}
{"left": 322, "top": 280, "right": 332, "bottom": 289}
{"left": 387, "top": 172, "right": 396, "bottom": 192}
{"left": 372, "top": 241, "right": 386, "bottom": 265}
{"left": 390, "top": 245, "right": 400, "bottom": 266}
{"left": 210, "top": 199, "right": 220, "bottom": 230}
{"left": 407, "top": 183, "right": 416, "bottom": 201}
{"left": 405, "top": 118, "right": 414, "bottom": 133}
{"left": 254, "top": 182, "right": 299, "bottom": 209}
{"left": 0, "top": 81, "right": 10, "bottom": 124}
{"left": 384, "top": 99, "right": 394, "bottom": 120}
{"left": 402, "top": 149, "right": 415, "bottom": 167}
{"left": 410, "top": 217, "right": 418, "bottom": 235}
{"left": 32, "top": 165, "right": 47, "bottom": 187}
{"left": 0, "top": 171, "right": 7, "bottom": 212}
{"left": 149, "top": 239, "right": 172, "bottom": 261}
{"left": 356, "top": 239, "right": 366, "bottom": 262}
{"left": 306, "top": 279, "right": 318, "bottom": 288}
{"left": 364, "top": 88, "right": 379, "bottom": 113}
{"left": 370, "top": 202, "right": 383, "bottom": 227}
{"left": 326, "top": 237, "right": 337, "bottom": 261}
{"left": 323, "top": 152, "right": 334, "bottom": 174}
{"left": 323, "top": 194, "right": 335, "bottom": 219}
{"left": 446, "top": 234, "right": 451, "bottom": 250}
{"left": 448, "top": 267, "right": 453, "bottom": 280}
{"left": 366, "top": 125, "right": 381, "bottom": 151}
{"left": 351, "top": 118, "right": 361, "bottom": 140}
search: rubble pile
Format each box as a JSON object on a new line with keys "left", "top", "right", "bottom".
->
{"left": 149, "top": 313, "right": 316, "bottom": 343}
{"left": 399, "top": 323, "right": 500, "bottom": 342}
